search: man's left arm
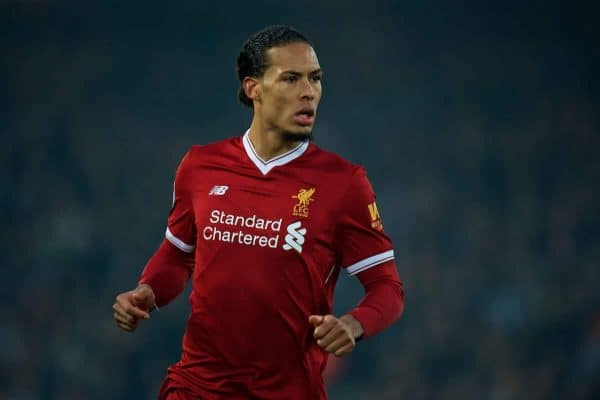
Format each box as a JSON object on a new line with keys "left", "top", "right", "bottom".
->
{"left": 310, "top": 261, "right": 404, "bottom": 356}
{"left": 349, "top": 260, "right": 404, "bottom": 338}
{"left": 310, "top": 166, "right": 404, "bottom": 356}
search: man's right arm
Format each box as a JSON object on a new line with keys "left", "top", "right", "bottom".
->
{"left": 114, "top": 150, "right": 196, "bottom": 332}
{"left": 138, "top": 238, "right": 194, "bottom": 308}
{"left": 140, "top": 149, "right": 197, "bottom": 307}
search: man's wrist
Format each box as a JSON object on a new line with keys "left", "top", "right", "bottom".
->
{"left": 137, "top": 283, "right": 153, "bottom": 291}
{"left": 136, "top": 283, "right": 159, "bottom": 311}
{"left": 340, "top": 314, "right": 364, "bottom": 341}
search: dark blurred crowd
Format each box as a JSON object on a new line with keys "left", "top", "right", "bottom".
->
{"left": 1, "top": 2, "right": 598, "bottom": 399}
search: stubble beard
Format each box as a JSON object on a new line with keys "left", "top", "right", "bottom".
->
{"left": 280, "top": 129, "right": 314, "bottom": 143}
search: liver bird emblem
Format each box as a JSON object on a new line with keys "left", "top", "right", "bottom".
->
{"left": 293, "top": 188, "right": 316, "bottom": 207}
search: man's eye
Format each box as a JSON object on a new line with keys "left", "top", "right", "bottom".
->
{"left": 311, "top": 75, "right": 322, "bottom": 82}
{"left": 284, "top": 76, "right": 298, "bottom": 83}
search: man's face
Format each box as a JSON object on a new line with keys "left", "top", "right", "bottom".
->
{"left": 256, "top": 42, "right": 322, "bottom": 138}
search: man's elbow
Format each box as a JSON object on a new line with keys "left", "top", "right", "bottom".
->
{"left": 388, "top": 280, "right": 405, "bottom": 322}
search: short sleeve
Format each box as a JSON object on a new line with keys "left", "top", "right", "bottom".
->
{"left": 165, "top": 151, "right": 196, "bottom": 253}
{"left": 334, "top": 167, "right": 394, "bottom": 276}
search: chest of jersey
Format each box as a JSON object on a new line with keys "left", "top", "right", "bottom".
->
{"left": 187, "top": 165, "right": 341, "bottom": 315}
{"left": 191, "top": 168, "right": 336, "bottom": 259}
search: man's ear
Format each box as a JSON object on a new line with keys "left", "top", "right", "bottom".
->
{"left": 243, "top": 77, "right": 261, "bottom": 103}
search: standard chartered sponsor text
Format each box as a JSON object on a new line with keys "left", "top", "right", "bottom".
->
{"left": 203, "top": 209, "right": 282, "bottom": 248}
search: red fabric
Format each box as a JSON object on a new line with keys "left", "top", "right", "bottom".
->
{"left": 138, "top": 134, "right": 404, "bottom": 399}
{"left": 160, "top": 386, "right": 192, "bottom": 400}
{"left": 138, "top": 239, "right": 193, "bottom": 307}
{"left": 350, "top": 260, "right": 405, "bottom": 338}
{"left": 334, "top": 167, "right": 394, "bottom": 272}
{"left": 162, "top": 390, "right": 189, "bottom": 400}
{"left": 165, "top": 151, "right": 196, "bottom": 251}
{"left": 159, "top": 364, "right": 326, "bottom": 400}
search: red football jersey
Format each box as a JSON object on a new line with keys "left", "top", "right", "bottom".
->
{"left": 161, "top": 131, "right": 395, "bottom": 398}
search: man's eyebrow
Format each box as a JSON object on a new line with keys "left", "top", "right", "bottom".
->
{"left": 280, "top": 70, "right": 302, "bottom": 76}
{"left": 280, "top": 68, "right": 323, "bottom": 75}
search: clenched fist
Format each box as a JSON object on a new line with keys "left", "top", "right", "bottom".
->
{"left": 309, "top": 314, "right": 364, "bottom": 357}
{"left": 113, "top": 284, "right": 156, "bottom": 332}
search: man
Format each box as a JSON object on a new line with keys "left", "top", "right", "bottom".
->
{"left": 113, "top": 25, "right": 404, "bottom": 399}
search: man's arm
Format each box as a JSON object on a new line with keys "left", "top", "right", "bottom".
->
{"left": 138, "top": 239, "right": 194, "bottom": 307}
{"left": 310, "top": 261, "right": 404, "bottom": 356}
{"left": 113, "top": 239, "right": 194, "bottom": 332}
{"left": 113, "top": 150, "right": 196, "bottom": 332}
{"left": 349, "top": 260, "right": 404, "bottom": 338}
{"left": 311, "top": 166, "right": 404, "bottom": 355}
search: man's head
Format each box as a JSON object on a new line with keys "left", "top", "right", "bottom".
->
{"left": 237, "top": 25, "right": 322, "bottom": 140}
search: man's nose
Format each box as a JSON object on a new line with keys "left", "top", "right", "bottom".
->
{"left": 300, "top": 78, "right": 315, "bottom": 100}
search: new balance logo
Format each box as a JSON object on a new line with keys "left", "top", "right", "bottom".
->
{"left": 282, "top": 221, "right": 306, "bottom": 254}
{"left": 209, "top": 185, "right": 229, "bottom": 196}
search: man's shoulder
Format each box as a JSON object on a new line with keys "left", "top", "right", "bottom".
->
{"left": 307, "top": 143, "right": 362, "bottom": 177}
{"left": 187, "top": 135, "right": 241, "bottom": 159}
{"left": 175, "top": 135, "right": 242, "bottom": 177}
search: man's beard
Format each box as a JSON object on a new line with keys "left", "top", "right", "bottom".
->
{"left": 281, "top": 130, "right": 314, "bottom": 143}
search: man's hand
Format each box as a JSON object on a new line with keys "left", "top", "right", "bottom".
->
{"left": 113, "top": 284, "right": 156, "bottom": 332}
{"left": 309, "top": 314, "right": 364, "bottom": 357}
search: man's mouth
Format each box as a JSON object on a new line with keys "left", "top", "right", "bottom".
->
{"left": 294, "top": 107, "right": 315, "bottom": 126}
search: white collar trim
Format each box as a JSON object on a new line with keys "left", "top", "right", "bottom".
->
{"left": 242, "top": 129, "right": 309, "bottom": 175}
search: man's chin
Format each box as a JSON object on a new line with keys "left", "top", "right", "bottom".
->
{"left": 281, "top": 128, "right": 313, "bottom": 142}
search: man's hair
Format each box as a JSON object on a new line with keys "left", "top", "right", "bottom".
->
{"left": 236, "top": 25, "right": 312, "bottom": 108}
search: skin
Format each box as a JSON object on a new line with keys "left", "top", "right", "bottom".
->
{"left": 309, "top": 314, "right": 364, "bottom": 357}
{"left": 243, "top": 42, "right": 322, "bottom": 160}
{"left": 113, "top": 41, "right": 364, "bottom": 356}
{"left": 113, "top": 284, "right": 154, "bottom": 332}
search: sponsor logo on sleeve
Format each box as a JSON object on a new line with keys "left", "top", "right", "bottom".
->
{"left": 368, "top": 202, "right": 384, "bottom": 230}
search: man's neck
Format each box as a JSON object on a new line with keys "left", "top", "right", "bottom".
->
{"left": 247, "top": 120, "right": 303, "bottom": 162}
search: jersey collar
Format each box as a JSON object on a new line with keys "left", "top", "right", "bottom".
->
{"left": 242, "top": 129, "right": 309, "bottom": 175}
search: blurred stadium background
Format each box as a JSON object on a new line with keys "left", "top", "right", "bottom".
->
{"left": 1, "top": 1, "right": 598, "bottom": 399}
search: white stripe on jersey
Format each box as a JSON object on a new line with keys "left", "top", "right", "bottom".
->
{"left": 165, "top": 227, "right": 195, "bottom": 253}
{"left": 345, "top": 250, "right": 395, "bottom": 276}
